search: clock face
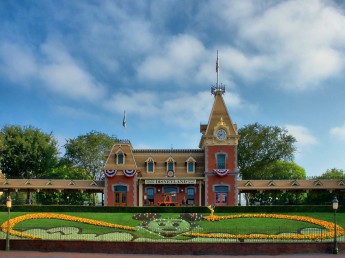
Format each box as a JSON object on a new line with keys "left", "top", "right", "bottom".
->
{"left": 216, "top": 129, "right": 227, "bottom": 140}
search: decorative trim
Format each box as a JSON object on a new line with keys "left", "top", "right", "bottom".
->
{"left": 104, "top": 170, "right": 117, "bottom": 178}
{"left": 124, "top": 169, "right": 136, "bottom": 177}
{"left": 213, "top": 169, "right": 230, "bottom": 177}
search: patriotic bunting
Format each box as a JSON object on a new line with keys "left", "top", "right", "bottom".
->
{"left": 124, "top": 169, "right": 136, "bottom": 177}
{"left": 213, "top": 169, "right": 230, "bottom": 177}
{"left": 104, "top": 170, "right": 117, "bottom": 178}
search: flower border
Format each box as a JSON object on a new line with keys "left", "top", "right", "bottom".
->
{"left": 1, "top": 213, "right": 136, "bottom": 239}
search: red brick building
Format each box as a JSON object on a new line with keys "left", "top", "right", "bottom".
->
{"left": 103, "top": 85, "right": 240, "bottom": 207}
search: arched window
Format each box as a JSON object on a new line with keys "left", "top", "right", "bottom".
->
{"left": 145, "top": 157, "right": 155, "bottom": 173}
{"left": 115, "top": 148, "right": 125, "bottom": 165}
{"left": 166, "top": 157, "right": 176, "bottom": 172}
{"left": 186, "top": 157, "right": 196, "bottom": 173}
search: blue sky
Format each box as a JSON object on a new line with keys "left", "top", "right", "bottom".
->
{"left": 1, "top": 0, "right": 345, "bottom": 177}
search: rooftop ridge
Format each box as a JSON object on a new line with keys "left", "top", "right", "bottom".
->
{"left": 133, "top": 149, "right": 203, "bottom": 153}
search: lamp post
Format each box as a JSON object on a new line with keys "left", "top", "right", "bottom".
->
{"left": 6, "top": 195, "right": 12, "bottom": 251}
{"left": 332, "top": 196, "right": 338, "bottom": 254}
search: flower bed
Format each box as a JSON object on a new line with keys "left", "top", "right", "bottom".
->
{"left": 1, "top": 213, "right": 136, "bottom": 239}
{"left": 182, "top": 213, "right": 345, "bottom": 240}
{"left": 1, "top": 212, "right": 344, "bottom": 241}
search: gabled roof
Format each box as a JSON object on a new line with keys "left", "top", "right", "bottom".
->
{"left": 0, "top": 179, "right": 104, "bottom": 192}
{"left": 238, "top": 179, "right": 345, "bottom": 191}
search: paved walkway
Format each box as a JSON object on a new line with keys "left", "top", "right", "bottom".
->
{"left": 0, "top": 252, "right": 344, "bottom": 258}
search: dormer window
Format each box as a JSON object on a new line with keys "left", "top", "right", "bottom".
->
{"left": 115, "top": 149, "right": 125, "bottom": 165}
{"left": 166, "top": 157, "right": 176, "bottom": 172}
{"left": 186, "top": 157, "right": 196, "bottom": 173}
{"left": 145, "top": 157, "right": 155, "bottom": 173}
{"left": 118, "top": 153, "right": 124, "bottom": 164}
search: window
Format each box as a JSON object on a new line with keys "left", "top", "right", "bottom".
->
{"left": 186, "top": 157, "right": 196, "bottom": 173}
{"left": 216, "top": 153, "right": 226, "bottom": 169}
{"left": 147, "top": 188, "right": 154, "bottom": 199}
{"left": 214, "top": 185, "right": 229, "bottom": 192}
{"left": 186, "top": 187, "right": 195, "bottom": 205}
{"left": 148, "top": 162, "right": 154, "bottom": 172}
{"left": 118, "top": 153, "right": 124, "bottom": 164}
{"left": 115, "top": 148, "right": 125, "bottom": 165}
{"left": 214, "top": 185, "right": 229, "bottom": 205}
{"left": 166, "top": 157, "right": 175, "bottom": 172}
{"left": 113, "top": 184, "right": 128, "bottom": 192}
{"left": 146, "top": 157, "right": 155, "bottom": 173}
{"left": 188, "top": 162, "right": 194, "bottom": 172}
{"left": 185, "top": 157, "right": 196, "bottom": 173}
{"left": 168, "top": 161, "right": 174, "bottom": 171}
{"left": 187, "top": 188, "right": 195, "bottom": 199}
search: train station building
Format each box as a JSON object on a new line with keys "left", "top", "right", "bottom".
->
{"left": 102, "top": 83, "right": 241, "bottom": 207}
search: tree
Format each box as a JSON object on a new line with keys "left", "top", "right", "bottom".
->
{"left": 304, "top": 168, "right": 345, "bottom": 205}
{"left": 318, "top": 168, "right": 345, "bottom": 179}
{"left": 262, "top": 160, "right": 306, "bottom": 180}
{"left": 238, "top": 123, "right": 297, "bottom": 180}
{"left": 64, "top": 131, "right": 117, "bottom": 180}
{"left": 64, "top": 131, "right": 117, "bottom": 205}
{"left": 0, "top": 125, "right": 59, "bottom": 179}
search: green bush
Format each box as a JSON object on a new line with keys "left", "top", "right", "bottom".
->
{"left": 0, "top": 205, "right": 343, "bottom": 213}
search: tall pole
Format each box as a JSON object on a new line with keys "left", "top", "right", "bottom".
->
{"left": 332, "top": 196, "right": 338, "bottom": 254}
{"left": 216, "top": 50, "right": 219, "bottom": 88}
{"left": 6, "top": 195, "right": 11, "bottom": 251}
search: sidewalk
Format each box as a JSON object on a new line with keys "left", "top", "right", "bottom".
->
{"left": 0, "top": 251, "right": 345, "bottom": 258}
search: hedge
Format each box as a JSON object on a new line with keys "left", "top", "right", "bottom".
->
{"left": 0, "top": 205, "right": 343, "bottom": 213}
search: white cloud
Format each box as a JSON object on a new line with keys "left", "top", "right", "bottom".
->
{"left": 0, "top": 40, "right": 106, "bottom": 102}
{"left": 0, "top": 43, "right": 38, "bottom": 84}
{"left": 137, "top": 34, "right": 207, "bottom": 85}
{"left": 39, "top": 40, "right": 106, "bottom": 102}
{"left": 330, "top": 124, "right": 345, "bottom": 140}
{"left": 103, "top": 89, "right": 245, "bottom": 128}
{"left": 207, "top": 0, "right": 345, "bottom": 90}
{"left": 284, "top": 125, "right": 318, "bottom": 147}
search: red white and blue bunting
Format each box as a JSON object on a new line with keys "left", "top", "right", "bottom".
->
{"left": 124, "top": 169, "right": 137, "bottom": 177}
{"left": 213, "top": 169, "right": 230, "bottom": 177}
{"left": 104, "top": 170, "right": 117, "bottom": 178}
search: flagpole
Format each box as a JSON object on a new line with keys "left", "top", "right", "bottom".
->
{"left": 123, "top": 110, "right": 126, "bottom": 140}
{"left": 216, "top": 50, "right": 219, "bottom": 88}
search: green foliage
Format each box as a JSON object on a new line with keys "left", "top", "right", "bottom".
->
{"left": 318, "top": 168, "right": 345, "bottom": 179}
{"left": 262, "top": 160, "right": 306, "bottom": 180}
{"left": 238, "top": 123, "right": 297, "bottom": 180}
{"left": 47, "top": 164, "right": 90, "bottom": 180}
{"left": 64, "top": 131, "right": 117, "bottom": 180}
{"left": 0, "top": 125, "right": 59, "bottom": 179}
{"left": 0, "top": 205, "right": 343, "bottom": 214}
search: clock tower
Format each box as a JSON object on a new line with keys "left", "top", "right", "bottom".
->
{"left": 199, "top": 54, "right": 240, "bottom": 206}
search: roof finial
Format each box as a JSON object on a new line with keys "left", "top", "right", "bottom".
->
{"left": 211, "top": 50, "right": 225, "bottom": 96}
